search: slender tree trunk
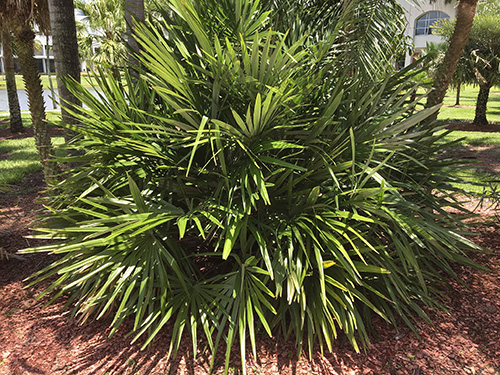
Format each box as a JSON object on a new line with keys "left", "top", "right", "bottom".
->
{"left": 125, "top": 0, "right": 144, "bottom": 78}
{"left": 473, "top": 82, "right": 491, "bottom": 125}
{"left": 1, "top": 24, "right": 23, "bottom": 133}
{"left": 15, "top": 26, "right": 57, "bottom": 182}
{"left": 455, "top": 83, "right": 461, "bottom": 106}
{"left": 45, "top": 34, "right": 57, "bottom": 110}
{"left": 47, "top": 0, "right": 81, "bottom": 127}
{"left": 425, "top": 0, "right": 478, "bottom": 119}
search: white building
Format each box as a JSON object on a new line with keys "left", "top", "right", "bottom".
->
{"left": 398, "top": 0, "right": 458, "bottom": 66}
{"left": 0, "top": 34, "right": 55, "bottom": 74}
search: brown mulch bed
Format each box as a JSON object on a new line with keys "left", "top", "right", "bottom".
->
{"left": 446, "top": 122, "right": 500, "bottom": 133}
{"left": 1, "top": 125, "right": 500, "bottom": 375}
{"left": 0, "top": 126, "right": 64, "bottom": 141}
{"left": 0, "top": 171, "right": 47, "bottom": 248}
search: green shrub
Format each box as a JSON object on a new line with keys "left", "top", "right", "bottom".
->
{"left": 24, "top": 1, "right": 483, "bottom": 374}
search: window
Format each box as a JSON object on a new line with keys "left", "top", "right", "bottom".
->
{"left": 415, "top": 11, "right": 449, "bottom": 36}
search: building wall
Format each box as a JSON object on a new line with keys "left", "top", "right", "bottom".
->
{"left": 0, "top": 34, "right": 55, "bottom": 74}
{"left": 398, "top": 0, "right": 458, "bottom": 66}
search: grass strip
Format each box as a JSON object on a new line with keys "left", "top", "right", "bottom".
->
{"left": 0, "top": 136, "right": 64, "bottom": 185}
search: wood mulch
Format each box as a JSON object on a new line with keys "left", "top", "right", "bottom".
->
{"left": 446, "top": 122, "right": 500, "bottom": 133}
{"left": 0, "top": 123, "right": 499, "bottom": 375}
{"left": 0, "top": 126, "right": 64, "bottom": 141}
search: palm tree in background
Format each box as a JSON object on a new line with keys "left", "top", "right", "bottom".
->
{"left": 125, "top": 0, "right": 144, "bottom": 82}
{"left": 47, "top": 0, "right": 81, "bottom": 128}
{"left": 426, "top": 41, "right": 473, "bottom": 106}
{"left": 75, "top": 0, "right": 126, "bottom": 78}
{"left": 431, "top": 4, "right": 499, "bottom": 125}
{"left": 0, "top": 18, "right": 23, "bottom": 133}
{"left": 0, "top": 0, "right": 56, "bottom": 182}
{"left": 125, "top": 0, "right": 144, "bottom": 55}
{"left": 426, "top": 0, "right": 478, "bottom": 115}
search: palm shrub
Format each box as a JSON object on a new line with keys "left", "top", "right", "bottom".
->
{"left": 24, "top": 0, "right": 483, "bottom": 373}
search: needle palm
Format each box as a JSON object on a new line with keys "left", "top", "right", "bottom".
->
{"left": 24, "top": 1, "right": 484, "bottom": 374}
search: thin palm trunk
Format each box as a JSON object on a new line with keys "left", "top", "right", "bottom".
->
{"left": 426, "top": 0, "right": 478, "bottom": 117}
{"left": 125, "top": 0, "right": 144, "bottom": 54}
{"left": 48, "top": 0, "right": 81, "bottom": 165}
{"left": 1, "top": 24, "right": 23, "bottom": 133}
{"left": 45, "top": 34, "right": 57, "bottom": 109}
{"left": 125, "top": 0, "right": 144, "bottom": 79}
{"left": 47, "top": 0, "right": 81, "bottom": 126}
{"left": 15, "top": 26, "right": 56, "bottom": 182}
{"left": 473, "top": 82, "right": 491, "bottom": 125}
{"left": 455, "top": 83, "right": 461, "bottom": 106}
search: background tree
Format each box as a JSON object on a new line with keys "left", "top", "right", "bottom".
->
{"left": 434, "top": 14, "right": 500, "bottom": 125}
{"left": 425, "top": 0, "right": 478, "bottom": 117}
{"left": 450, "top": 56, "right": 473, "bottom": 106}
{"left": 468, "top": 16, "right": 500, "bottom": 125}
{"left": 75, "top": 0, "right": 126, "bottom": 78}
{"left": 1, "top": 0, "right": 56, "bottom": 182}
{"left": 47, "top": 0, "right": 81, "bottom": 128}
{"left": 124, "top": 0, "right": 145, "bottom": 83}
{"left": 0, "top": 19, "right": 23, "bottom": 133}
{"left": 125, "top": 0, "right": 144, "bottom": 58}
{"left": 426, "top": 41, "right": 474, "bottom": 106}
{"left": 476, "top": 0, "right": 500, "bottom": 13}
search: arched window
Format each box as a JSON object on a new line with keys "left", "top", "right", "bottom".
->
{"left": 415, "top": 11, "right": 450, "bottom": 35}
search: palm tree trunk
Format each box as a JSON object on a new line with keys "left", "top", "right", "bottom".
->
{"left": 125, "top": 0, "right": 145, "bottom": 79}
{"left": 455, "top": 83, "right": 461, "bottom": 106}
{"left": 426, "top": 0, "right": 478, "bottom": 117}
{"left": 125, "top": 0, "right": 144, "bottom": 54}
{"left": 45, "top": 34, "right": 57, "bottom": 110}
{"left": 1, "top": 24, "right": 23, "bottom": 133}
{"left": 15, "top": 26, "right": 57, "bottom": 182}
{"left": 47, "top": 0, "right": 81, "bottom": 126}
{"left": 473, "top": 82, "right": 491, "bottom": 125}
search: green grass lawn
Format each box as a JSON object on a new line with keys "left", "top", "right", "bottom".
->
{"left": 440, "top": 129, "right": 500, "bottom": 146}
{"left": 0, "top": 109, "right": 64, "bottom": 185}
{"left": 438, "top": 129, "right": 500, "bottom": 195}
{"left": 437, "top": 85, "right": 500, "bottom": 124}
{"left": 449, "top": 169, "right": 500, "bottom": 196}
{"left": 409, "top": 84, "right": 500, "bottom": 195}
{"left": 452, "top": 168, "right": 499, "bottom": 196}
{"left": 0, "top": 136, "right": 64, "bottom": 185}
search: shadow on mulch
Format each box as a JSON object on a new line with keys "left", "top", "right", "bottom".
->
{"left": 0, "top": 171, "right": 49, "bottom": 256}
{"left": 2, "top": 238, "right": 499, "bottom": 375}
{"left": 0, "top": 126, "right": 64, "bottom": 141}
{"left": 446, "top": 121, "right": 500, "bottom": 133}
